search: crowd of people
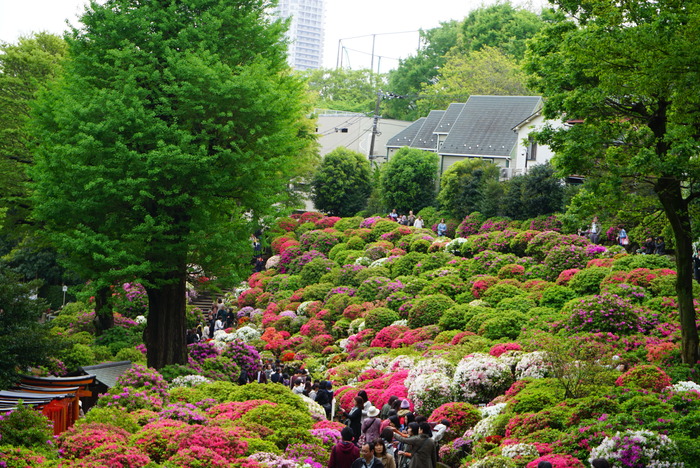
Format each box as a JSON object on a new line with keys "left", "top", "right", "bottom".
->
{"left": 387, "top": 209, "right": 428, "bottom": 230}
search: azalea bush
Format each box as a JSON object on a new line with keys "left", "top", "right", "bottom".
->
{"left": 453, "top": 353, "right": 513, "bottom": 403}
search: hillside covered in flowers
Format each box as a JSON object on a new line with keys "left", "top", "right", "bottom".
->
{"left": 2, "top": 211, "right": 699, "bottom": 468}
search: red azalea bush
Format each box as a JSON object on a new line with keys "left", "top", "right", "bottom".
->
{"left": 587, "top": 258, "right": 614, "bottom": 268}
{"left": 178, "top": 426, "right": 247, "bottom": 461}
{"left": 615, "top": 365, "right": 672, "bottom": 392}
{"left": 626, "top": 268, "right": 658, "bottom": 288}
{"left": 208, "top": 400, "right": 277, "bottom": 420}
{"left": 315, "top": 216, "right": 341, "bottom": 228}
{"left": 169, "top": 445, "right": 232, "bottom": 468}
{"left": 78, "top": 444, "right": 152, "bottom": 468}
{"left": 299, "top": 319, "right": 327, "bottom": 336}
{"left": 58, "top": 423, "right": 131, "bottom": 459}
{"left": 238, "top": 287, "right": 263, "bottom": 308}
{"left": 370, "top": 324, "right": 409, "bottom": 348}
{"left": 428, "top": 402, "right": 481, "bottom": 442}
{"left": 489, "top": 342, "right": 522, "bottom": 357}
{"left": 313, "top": 420, "right": 347, "bottom": 432}
{"left": 471, "top": 275, "right": 499, "bottom": 298}
{"left": 275, "top": 217, "right": 298, "bottom": 232}
{"left": 132, "top": 419, "right": 189, "bottom": 463}
{"left": 391, "top": 326, "right": 439, "bottom": 348}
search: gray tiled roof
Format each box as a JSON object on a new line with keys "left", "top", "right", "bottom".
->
{"left": 386, "top": 117, "right": 426, "bottom": 148}
{"left": 410, "top": 110, "right": 446, "bottom": 151}
{"left": 440, "top": 95, "right": 542, "bottom": 157}
{"left": 434, "top": 103, "right": 466, "bottom": 134}
{"left": 81, "top": 361, "right": 133, "bottom": 389}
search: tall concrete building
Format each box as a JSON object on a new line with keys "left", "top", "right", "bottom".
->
{"left": 272, "top": 0, "right": 325, "bottom": 70}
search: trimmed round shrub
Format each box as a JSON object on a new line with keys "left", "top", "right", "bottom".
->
{"left": 589, "top": 429, "right": 681, "bottom": 468}
{"left": 481, "top": 283, "right": 525, "bottom": 306}
{"left": 525, "top": 231, "right": 565, "bottom": 261}
{"left": 615, "top": 365, "right": 672, "bottom": 392}
{"left": 428, "top": 402, "right": 481, "bottom": 442}
{"left": 302, "top": 282, "right": 334, "bottom": 302}
{"left": 300, "top": 257, "right": 336, "bottom": 286}
{"left": 356, "top": 276, "right": 392, "bottom": 301}
{"left": 496, "top": 296, "right": 536, "bottom": 313}
{"left": 563, "top": 293, "right": 648, "bottom": 335}
{"left": 334, "top": 216, "right": 364, "bottom": 232}
{"left": 568, "top": 267, "right": 609, "bottom": 295}
{"left": 364, "top": 307, "right": 400, "bottom": 330}
{"left": 543, "top": 244, "right": 589, "bottom": 280}
{"left": 539, "top": 285, "right": 576, "bottom": 309}
{"left": 477, "top": 311, "right": 527, "bottom": 340}
{"left": 408, "top": 294, "right": 456, "bottom": 328}
{"left": 453, "top": 353, "right": 513, "bottom": 403}
{"left": 391, "top": 251, "right": 427, "bottom": 278}
{"left": 346, "top": 235, "right": 366, "bottom": 250}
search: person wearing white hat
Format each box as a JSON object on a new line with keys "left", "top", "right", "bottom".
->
{"left": 361, "top": 406, "right": 382, "bottom": 446}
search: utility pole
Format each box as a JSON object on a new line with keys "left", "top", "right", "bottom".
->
{"left": 368, "top": 90, "right": 382, "bottom": 159}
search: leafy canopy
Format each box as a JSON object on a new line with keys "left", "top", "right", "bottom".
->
{"left": 380, "top": 147, "right": 439, "bottom": 214}
{"left": 311, "top": 147, "right": 372, "bottom": 217}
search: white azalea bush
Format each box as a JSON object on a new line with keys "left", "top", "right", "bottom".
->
{"left": 169, "top": 375, "right": 212, "bottom": 388}
{"left": 445, "top": 237, "right": 468, "bottom": 255}
{"left": 388, "top": 355, "right": 417, "bottom": 372}
{"left": 514, "top": 351, "right": 552, "bottom": 379}
{"left": 363, "top": 355, "right": 393, "bottom": 373}
{"left": 407, "top": 372, "right": 454, "bottom": 415}
{"left": 229, "top": 325, "right": 261, "bottom": 342}
{"left": 453, "top": 353, "right": 513, "bottom": 403}
{"left": 668, "top": 381, "right": 700, "bottom": 393}
{"left": 471, "top": 414, "right": 501, "bottom": 440}
{"left": 501, "top": 442, "right": 539, "bottom": 461}
{"left": 589, "top": 429, "right": 683, "bottom": 468}
{"left": 404, "top": 357, "right": 455, "bottom": 388}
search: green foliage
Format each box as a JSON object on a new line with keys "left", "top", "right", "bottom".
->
{"left": 299, "top": 257, "right": 336, "bottom": 287}
{"left": 76, "top": 406, "right": 140, "bottom": 433}
{"left": 539, "top": 284, "right": 576, "bottom": 309}
{"left": 241, "top": 403, "right": 315, "bottom": 449}
{"left": 30, "top": 0, "right": 318, "bottom": 368}
{"left": 408, "top": 294, "right": 455, "bottom": 328}
{"left": 568, "top": 267, "right": 609, "bottom": 295}
{"left": 310, "top": 148, "right": 372, "bottom": 216}
{"left": 301, "top": 282, "right": 334, "bottom": 302}
{"left": 481, "top": 283, "right": 525, "bottom": 306}
{"left": 364, "top": 307, "right": 400, "bottom": 330}
{"left": 501, "top": 163, "right": 565, "bottom": 220}
{"left": 302, "top": 68, "right": 381, "bottom": 114}
{"left": 437, "top": 158, "right": 500, "bottom": 220}
{"left": 391, "top": 251, "right": 427, "bottom": 278}
{"left": 459, "top": 2, "right": 545, "bottom": 60}
{"left": 612, "top": 254, "right": 675, "bottom": 271}
{"left": 0, "top": 403, "right": 52, "bottom": 449}
{"left": 333, "top": 216, "right": 364, "bottom": 232}
{"left": 0, "top": 267, "right": 56, "bottom": 389}
{"left": 380, "top": 148, "right": 439, "bottom": 214}
{"left": 511, "top": 379, "right": 566, "bottom": 413}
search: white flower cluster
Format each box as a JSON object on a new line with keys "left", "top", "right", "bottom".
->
{"left": 232, "top": 282, "right": 249, "bottom": 299}
{"left": 338, "top": 338, "right": 349, "bottom": 352}
{"left": 213, "top": 329, "right": 234, "bottom": 342}
{"left": 472, "top": 414, "right": 499, "bottom": 440}
{"left": 391, "top": 319, "right": 408, "bottom": 327}
{"left": 407, "top": 372, "right": 454, "bottom": 414}
{"left": 230, "top": 325, "right": 261, "bottom": 343}
{"left": 265, "top": 255, "right": 281, "bottom": 269}
{"left": 389, "top": 355, "right": 417, "bottom": 372}
{"left": 170, "top": 374, "right": 212, "bottom": 388}
{"left": 364, "top": 355, "right": 393, "bottom": 373}
{"left": 369, "top": 257, "right": 391, "bottom": 268}
{"left": 405, "top": 357, "right": 455, "bottom": 388}
{"left": 668, "top": 381, "right": 700, "bottom": 393}
{"left": 444, "top": 237, "right": 468, "bottom": 255}
{"left": 469, "top": 456, "right": 516, "bottom": 468}
{"left": 354, "top": 256, "right": 372, "bottom": 266}
{"left": 501, "top": 443, "right": 539, "bottom": 459}
{"left": 480, "top": 402, "right": 507, "bottom": 418}
{"left": 296, "top": 301, "right": 315, "bottom": 316}
{"left": 453, "top": 353, "right": 513, "bottom": 403}
{"left": 515, "top": 351, "right": 552, "bottom": 379}
{"left": 590, "top": 429, "right": 683, "bottom": 468}
{"left": 135, "top": 315, "right": 147, "bottom": 325}
{"left": 348, "top": 318, "right": 365, "bottom": 335}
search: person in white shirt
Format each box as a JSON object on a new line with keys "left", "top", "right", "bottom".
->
{"left": 413, "top": 216, "right": 424, "bottom": 229}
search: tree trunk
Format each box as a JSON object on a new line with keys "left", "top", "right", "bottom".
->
{"left": 656, "top": 176, "right": 699, "bottom": 364}
{"left": 145, "top": 271, "right": 187, "bottom": 369}
{"left": 94, "top": 285, "right": 114, "bottom": 334}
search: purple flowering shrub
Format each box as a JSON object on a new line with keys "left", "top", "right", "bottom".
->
{"left": 563, "top": 293, "right": 652, "bottom": 335}
{"left": 113, "top": 282, "right": 148, "bottom": 318}
{"left": 221, "top": 340, "right": 261, "bottom": 373}
{"left": 543, "top": 244, "right": 590, "bottom": 281}
{"left": 115, "top": 364, "right": 169, "bottom": 399}
{"left": 299, "top": 229, "right": 342, "bottom": 254}
{"left": 456, "top": 212, "right": 485, "bottom": 237}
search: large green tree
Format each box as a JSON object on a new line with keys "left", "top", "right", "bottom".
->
{"left": 525, "top": 0, "right": 700, "bottom": 363}
{"left": 0, "top": 33, "right": 67, "bottom": 238}
{"left": 302, "top": 68, "right": 383, "bottom": 114}
{"left": 502, "top": 163, "right": 565, "bottom": 220}
{"left": 417, "top": 46, "right": 531, "bottom": 114}
{"left": 380, "top": 148, "right": 439, "bottom": 214}
{"left": 311, "top": 147, "right": 372, "bottom": 217}
{"left": 384, "top": 21, "right": 461, "bottom": 121}
{"left": 437, "top": 158, "right": 500, "bottom": 220}
{"left": 31, "top": 0, "right": 317, "bottom": 369}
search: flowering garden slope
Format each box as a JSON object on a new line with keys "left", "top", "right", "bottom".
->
{"left": 2, "top": 212, "right": 700, "bottom": 468}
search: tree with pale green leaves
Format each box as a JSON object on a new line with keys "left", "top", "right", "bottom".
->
{"left": 437, "top": 158, "right": 500, "bottom": 220}
{"left": 302, "top": 68, "right": 383, "bottom": 114}
{"left": 30, "top": 0, "right": 318, "bottom": 369}
{"left": 311, "top": 148, "right": 372, "bottom": 217}
{"left": 525, "top": 0, "right": 700, "bottom": 364}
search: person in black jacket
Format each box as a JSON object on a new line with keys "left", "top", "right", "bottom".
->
{"left": 315, "top": 380, "right": 333, "bottom": 419}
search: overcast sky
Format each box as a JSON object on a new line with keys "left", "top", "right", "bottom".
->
{"left": 0, "top": 0, "right": 548, "bottom": 72}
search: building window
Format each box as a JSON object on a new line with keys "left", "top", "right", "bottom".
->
{"left": 527, "top": 137, "right": 537, "bottom": 161}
